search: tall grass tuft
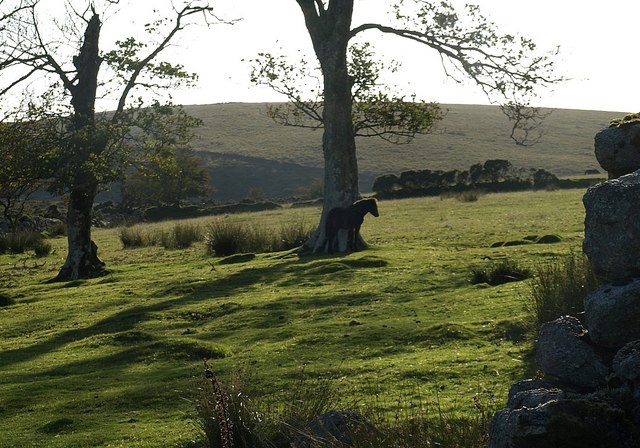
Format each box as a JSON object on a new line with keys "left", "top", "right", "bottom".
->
{"left": 199, "top": 362, "right": 270, "bottom": 448}
{"left": 33, "top": 239, "right": 53, "bottom": 258}
{"left": 528, "top": 252, "right": 599, "bottom": 326}
{"left": 204, "top": 220, "right": 251, "bottom": 256}
{"left": 274, "top": 218, "right": 314, "bottom": 252}
{"left": 118, "top": 225, "right": 158, "bottom": 248}
{"left": 195, "top": 366, "right": 494, "bottom": 448}
{"left": 204, "top": 216, "right": 313, "bottom": 257}
{"left": 0, "top": 231, "right": 45, "bottom": 254}
{"left": 161, "top": 223, "right": 203, "bottom": 249}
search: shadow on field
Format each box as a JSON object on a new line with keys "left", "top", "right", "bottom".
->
{"left": 0, "top": 254, "right": 388, "bottom": 374}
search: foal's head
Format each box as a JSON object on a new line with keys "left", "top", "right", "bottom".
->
{"left": 356, "top": 198, "right": 379, "bottom": 217}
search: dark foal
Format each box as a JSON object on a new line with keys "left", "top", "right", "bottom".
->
{"left": 325, "top": 198, "right": 379, "bottom": 252}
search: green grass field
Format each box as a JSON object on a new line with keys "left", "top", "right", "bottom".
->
{"left": 0, "top": 188, "right": 588, "bottom": 447}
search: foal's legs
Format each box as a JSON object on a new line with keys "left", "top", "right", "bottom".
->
{"left": 347, "top": 223, "right": 363, "bottom": 251}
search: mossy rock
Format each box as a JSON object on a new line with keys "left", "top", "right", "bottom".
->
{"left": 609, "top": 112, "right": 640, "bottom": 127}
{"left": 536, "top": 234, "right": 562, "bottom": 244}
{"left": 502, "top": 240, "right": 531, "bottom": 247}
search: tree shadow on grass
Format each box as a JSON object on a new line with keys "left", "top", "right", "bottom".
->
{"left": 0, "top": 253, "right": 388, "bottom": 371}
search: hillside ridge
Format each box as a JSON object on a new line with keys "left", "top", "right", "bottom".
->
{"left": 184, "top": 103, "right": 617, "bottom": 200}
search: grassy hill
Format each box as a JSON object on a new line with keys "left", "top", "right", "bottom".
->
{"left": 186, "top": 103, "right": 617, "bottom": 201}
{"left": 0, "top": 188, "right": 589, "bottom": 447}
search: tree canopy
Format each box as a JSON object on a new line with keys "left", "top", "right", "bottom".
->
{"left": 0, "top": 0, "right": 221, "bottom": 279}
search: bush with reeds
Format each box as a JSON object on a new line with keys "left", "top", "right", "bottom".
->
{"left": 0, "top": 231, "right": 46, "bottom": 255}
{"left": 196, "top": 364, "right": 494, "bottom": 448}
{"left": 33, "top": 239, "right": 53, "bottom": 258}
{"left": 118, "top": 225, "right": 158, "bottom": 248}
{"left": 198, "top": 362, "right": 274, "bottom": 448}
{"left": 273, "top": 218, "right": 314, "bottom": 252}
{"left": 528, "top": 252, "right": 599, "bottom": 326}
{"left": 205, "top": 217, "right": 314, "bottom": 257}
{"left": 204, "top": 220, "right": 252, "bottom": 257}
{"left": 161, "top": 223, "right": 203, "bottom": 249}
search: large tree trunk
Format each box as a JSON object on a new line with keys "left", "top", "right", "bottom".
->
{"left": 53, "top": 173, "right": 105, "bottom": 281}
{"left": 52, "top": 13, "right": 105, "bottom": 281}
{"left": 308, "top": 66, "right": 361, "bottom": 253}
{"left": 297, "top": 0, "right": 363, "bottom": 253}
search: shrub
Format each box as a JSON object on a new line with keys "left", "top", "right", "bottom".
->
{"left": 205, "top": 217, "right": 312, "bottom": 257}
{"left": 118, "top": 225, "right": 158, "bottom": 248}
{"left": 33, "top": 239, "right": 52, "bottom": 258}
{"left": 274, "top": 218, "right": 314, "bottom": 251}
{"left": 528, "top": 252, "right": 599, "bottom": 326}
{"left": 195, "top": 364, "right": 494, "bottom": 448}
{"left": 162, "top": 223, "right": 203, "bottom": 249}
{"left": 0, "top": 231, "right": 44, "bottom": 254}
{"left": 471, "top": 259, "right": 532, "bottom": 286}
{"left": 204, "top": 220, "right": 251, "bottom": 257}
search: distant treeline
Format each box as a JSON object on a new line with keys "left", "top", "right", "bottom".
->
{"left": 372, "top": 159, "right": 603, "bottom": 199}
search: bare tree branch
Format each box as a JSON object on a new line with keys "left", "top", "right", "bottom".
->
{"left": 112, "top": 4, "right": 213, "bottom": 120}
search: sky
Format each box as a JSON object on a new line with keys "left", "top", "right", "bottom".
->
{"left": 23, "top": 0, "right": 640, "bottom": 113}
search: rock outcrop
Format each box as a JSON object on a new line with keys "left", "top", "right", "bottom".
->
{"left": 488, "top": 121, "right": 640, "bottom": 447}
{"left": 583, "top": 171, "right": 640, "bottom": 282}
{"left": 534, "top": 316, "right": 608, "bottom": 390}
{"left": 584, "top": 279, "right": 640, "bottom": 348}
{"left": 595, "top": 121, "right": 640, "bottom": 179}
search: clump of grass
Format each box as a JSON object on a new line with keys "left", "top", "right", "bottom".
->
{"left": 528, "top": 252, "right": 599, "bottom": 326}
{"left": 205, "top": 216, "right": 314, "bottom": 257}
{"left": 45, "top": 221, "right": 67, "bottom": 237}
{"left": 120, "top": 222, "right": 203, "bottom": 249}
{"left": 204, "top": 220, "right": 251, "bottom": 256}
{"left": 0, "top": 231, "right": 45, "bottom": 254}
{"left": 118, "top": 225, "right": 158, "bottom": 248}
{"left": 199, "top": 362, "right": 269, "bottom": 448}
{"left": 471, "top": 259, "right": 532, "bottom": 286}
{"left": 273, "top": 218, "right": 314, "bottom": 252}
{"left": 33, "top": 239, "right": 52, "bottom": 258}
{"left": 195, "top": 366, "right": 494, "bottom": 448}
{"left": 161, "top": 223, "right": 203, "bottom": 249}
{"left": 355, "top": 391, "right": 496, "bottom": 448}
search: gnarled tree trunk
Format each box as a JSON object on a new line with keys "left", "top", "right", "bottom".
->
{"left": 55, "top": 173, "right": 104, "bottom": 280}
{"left": 53, "top": 13, "right": 105, "bottom": 281}
{"left": 297, "top": 0, "right": 364, "bottom": 253}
